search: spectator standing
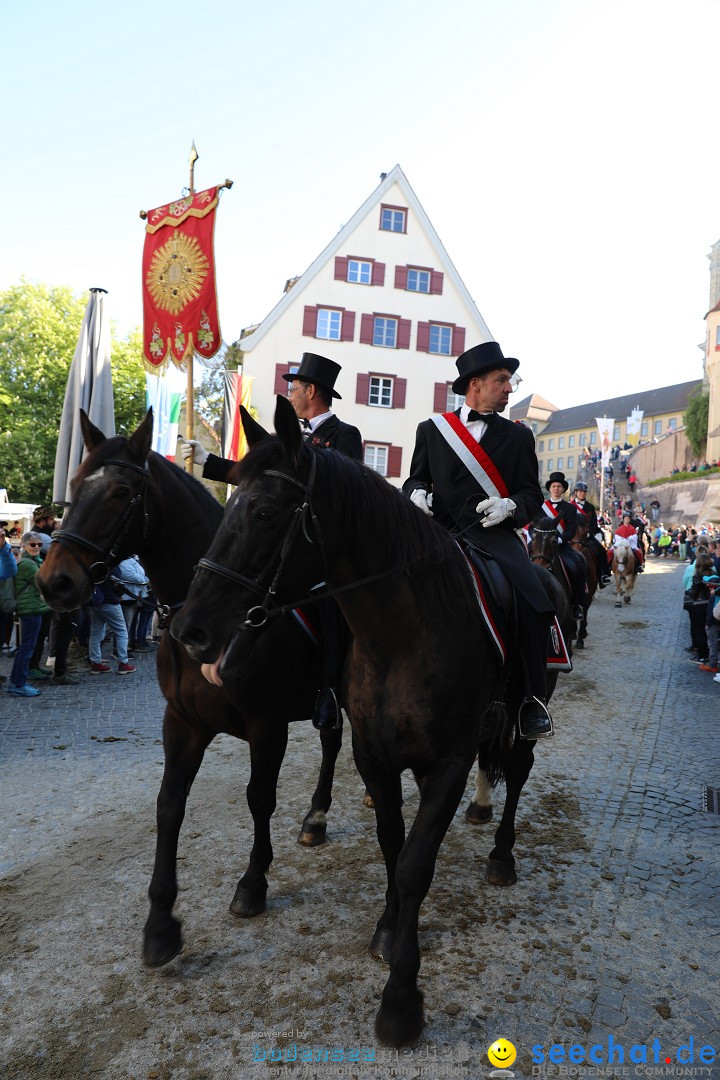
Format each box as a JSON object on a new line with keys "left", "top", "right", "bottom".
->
{"left": 7, "top": 532, "right": 50, "bottom": 697}
{"left": 88, "top": 567, "right": 136, "bottom": 675}
{"left": 699, "top": 575, "right": 720, "bottom": 674}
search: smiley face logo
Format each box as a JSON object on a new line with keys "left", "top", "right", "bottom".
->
{"left": 488, "top": 1038, "right": 517, "bottom": 1069}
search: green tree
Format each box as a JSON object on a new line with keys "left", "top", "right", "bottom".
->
{"left": 0, "top": 281, "right": 146, "bottom": 501}
{"left": 684, "top": 388, "right": 709, "bottom": 458}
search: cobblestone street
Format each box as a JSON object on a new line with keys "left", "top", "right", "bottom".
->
{"left": 1, "top": 556, "right": 718, "bottom": 1079}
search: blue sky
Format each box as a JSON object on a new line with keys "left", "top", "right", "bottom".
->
{"left": 3, "top": 0, "right": 719, "bottom": 408}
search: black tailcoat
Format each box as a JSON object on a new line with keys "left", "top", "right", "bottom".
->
{"left": 403, "top": 412, "right": 552, "bottom": 613}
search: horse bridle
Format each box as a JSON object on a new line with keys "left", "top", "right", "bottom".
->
{"left": 530, "top": 524, "right": 559, "bottom": 569}
{"left": 51, "top": 458, "right": 151, "bottom": 587}
{"left": 194, "top": 453, "right": 397, "bottom": 630}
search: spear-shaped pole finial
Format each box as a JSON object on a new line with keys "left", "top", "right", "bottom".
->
{"left": 189, "top": 141, "right": 199, "bottom": 195}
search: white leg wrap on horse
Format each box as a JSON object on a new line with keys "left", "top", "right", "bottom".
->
{"left": 474, "top": 768, "right": 492, "bottom": 808}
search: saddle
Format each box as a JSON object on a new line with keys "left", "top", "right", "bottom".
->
{"left": 461, "top": 545, "right": 571, "bottom": 673}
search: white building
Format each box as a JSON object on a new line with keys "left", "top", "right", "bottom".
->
{"left": 237, "top": 165, "right": 493, "bottom": 484}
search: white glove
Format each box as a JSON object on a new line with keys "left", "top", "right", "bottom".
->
{"left": 475, "top": 496, "right": 516, "bottom": 527}
{"left": 410, "top": 489, "right": 433, "bottom": 516}
{"left": 180, "top": 439, "right": 208, "bottom": 466}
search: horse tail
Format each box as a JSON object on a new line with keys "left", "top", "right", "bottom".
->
{"left": 478, "top": 672, "right": 516, "bottom": 786}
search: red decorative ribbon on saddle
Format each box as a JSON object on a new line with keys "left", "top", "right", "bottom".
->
{"left": 431, "top": 413, "right": 509, "bottom": 498}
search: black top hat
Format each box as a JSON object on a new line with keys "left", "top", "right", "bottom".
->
{"left": 452, "top": 342, "right": 519, "bottom": 395}
{"left": 281, "top": 353, "right": 342, "bottom": 400}
{"left": 545, "top": 472, "right": 569, "bottom": 493}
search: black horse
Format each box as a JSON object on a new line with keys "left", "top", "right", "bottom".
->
{"left": 172, "top": 397, "right": 566, "bottom": 1048}
{"left": 37, "top": 409, "right": 343, "bottom": 969}
{"left": 529, "top": 517, "right": 578, "bottom": 643}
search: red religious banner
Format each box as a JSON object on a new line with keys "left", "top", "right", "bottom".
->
{"left": 142, "top": 186, "right": 222, "bottom": 369}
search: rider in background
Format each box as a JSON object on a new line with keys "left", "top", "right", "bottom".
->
{"left": 570, "top": 480, "right": 611, "bottom": 589}
{"left": 610, "top": 511, "right": 644, "bottom": 572}
{"left": 541, "top": 472, "right": 588, "bottom": 620}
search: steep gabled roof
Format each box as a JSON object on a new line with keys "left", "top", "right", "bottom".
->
{"left": 510, "top": 392, "right": 558, "bottom": 420}
{"left": 237, "top": 164, "right": 492, "bottom": 351}
{"left": 537, "top": 380, "right": 702, "bottom": 435}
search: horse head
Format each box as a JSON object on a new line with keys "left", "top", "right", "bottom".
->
{"left": 173, "top": 396, "right": 323, "bottom": 676}
{"left": 530, "top": 518, "right": 559, "bottom": 569}
{"left": 38, "top": 409, "right": 154, "bottom": 611}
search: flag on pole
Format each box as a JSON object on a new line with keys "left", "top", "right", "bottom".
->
{"left": 595, "top": 417, "right": 614, "bottom": 470}
{"left": 53, "top": 288, "right": 115, "bottom": 503}
{"left": 142, "top": 187, "right": 223, "bottom": 370}
{"left": 145, "top": 367, "right": 186, "bottom": 460}
{"left": 222, "top": 371, "right": 255, "bottom": 462}
{"left": 626, "top": 408, "right": 643, "bottom": 446}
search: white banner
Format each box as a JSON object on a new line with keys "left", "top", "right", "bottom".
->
{"left": 626, "top": 408, "right": 643, "bottom": 446}
{"left": 595, "top": 417, "right": 614, "bottom": 470}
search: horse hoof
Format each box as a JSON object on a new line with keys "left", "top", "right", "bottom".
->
{"left": 142, "top": 919, "right": 183, "bottom": 968}
{"left": 614, "top": 601, "right": 622, "bottom": 608}
{"left": 575, "top": 638, "right": 584, "bottom": 649}
{"left": 229, "top": 887, "right": 267, "bottom": 918}
{"left": 374, "top": 992, "right": 425, "bottom": 1048}
{"left": 363, "top": 790, "right": 375, "bottom": 809}
{"left": 486, "top": 857, "right": 518, "bottom": 887}
{"left": 369, "top": 927, "right": 395, "bottom": 963}
{"left": 297, "top": 823, "right": 327, "bottom": 847}
{"left": 465, "top": 800, "right": 492, "bottom": 825}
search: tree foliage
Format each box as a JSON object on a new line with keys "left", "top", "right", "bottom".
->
{"left": 684, "top": 388, "right": 709, "bottom": 458}
{"left": 0, "top": 282, "right": 146, "bottom": 501}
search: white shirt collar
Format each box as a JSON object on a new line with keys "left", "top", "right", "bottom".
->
{"left": 305, "top": 410, "right": 333, "bottom": 433}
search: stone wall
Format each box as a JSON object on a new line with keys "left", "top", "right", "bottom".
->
{"left": 630, "top": 429, "right": 696, "bottom": 482}
{"left": 636, "top": 475, "right": 720, "bottom": 527}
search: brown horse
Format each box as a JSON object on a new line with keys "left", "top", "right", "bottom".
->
{"left": 611, "top": 537, "right": 637, "bottom": 606}
{"left": 37, "top": 409, "right": 343, "bottom": 970}
{"left": 570, "top": 517, "right": 599, "bottom": 648}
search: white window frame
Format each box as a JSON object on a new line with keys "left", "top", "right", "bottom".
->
{"left": 547, "top": 458, "right": 554, "bottom": 471}
{"left": 558, "top": 437, "right": 565, "bottom": 449}
{"left": 668, "top": 417, "right": 677, "bottom": 431}
{"left": 381, "top": 208, "right": 406, "bottom": 232}
{"left": 567, "top": 455, "right": 574, "bottom": 469}
{"left": 568, "top": 435, "right": 575, "bottom": 447}
{"left": 579, "top": 433, "right": 587, "bottom": 446}
{"left": 348, "top": 259, "right": 372, "bottom": 284}
{"left": 373, "top": 316, "right": 397, "bottom": 348}
{"left": 590, "top": 431, "right": 597, "bottom": 445}
{"left": 654, "top": 419, "right": 662, "bottom": 435}
{"left": 407, "top": 268, "right": 430, "bottom": 293}
{"left": 428, "top": 324, "right": 452, "bottom": 355}
{"left": 364, "top": 444, "right": 388, "bottom": 476}
{"left": 641, "top": 420, "right": 648, "bottom": 436}
{"left": 548, "top": 438, "right": 555, "bottom": 451}
{"left": 445, "top": 388, "right": 464, "bottom": 412}
{"left": 369, "top": 376, "right": 393, "bottom": 408}
{"left": 316, "top": 308, "right": 341, "bottom": 340}
{"left": 557, "top": 456, "right": 564, "bottom": 470}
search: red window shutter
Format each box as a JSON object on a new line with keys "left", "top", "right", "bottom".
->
{"left": 372, "top": 261, "right": 385, "bottom": 287}
{"left": 394, "top": 265, "right": 408, "bottom": 290}
{"left": 451, "top": 326, "right": 466, "bottom": 355}
{"left": 356, "top": 373, "right": 371, "bottom": 405}
{"left": 341, "top": 310, "right": 355, "bottom": 341}
{"left": 417, "top": 321, "right": 430, "bottom": 352}
{"left": 393, "top": 378, "right": 407, "bottom": 409}
{"left": 387, "top": 446, "right": 403, "bottom": 478}
{"left": 397, "top": 319, "right": 411, "bottom": 350}
{"left": 430, "top": 270, "right": 444, "bottom": 295}
{"left": 303, "top": 306, "right": 318, "bottom": 337}
{"left": 360, "top": 313, "right": 375, "bottom": 345}
{"left": 274, "top": 363, "right": 292, "bottom": 395}
{"left": 334, "top": 256, "right": 349, "bottom": 281}
{"left": 433, "top": 382, "right": 449, "bottom": 413}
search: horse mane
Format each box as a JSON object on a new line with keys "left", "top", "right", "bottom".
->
{"left": 234, "top": 439, "right": 477, "bottom": 624}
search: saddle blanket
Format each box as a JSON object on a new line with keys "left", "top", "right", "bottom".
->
{"left": 462, "top": 548, "right": 572, "bottom": 673}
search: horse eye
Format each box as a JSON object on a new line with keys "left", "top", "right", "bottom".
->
{"left": 255, "top": 507, "right": 276, "bottom": 522}
{"left": 114, "top": 485, "right": 132, "bottom": 500}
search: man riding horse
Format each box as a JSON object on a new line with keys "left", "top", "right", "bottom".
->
{"left": 540, "top": 472, "right": 588, "bottom": 622}
{"left": 403, "top": 341, "right": 555, "bottom": 740}
{"left": 570, "top": 480, "right": 611, "bottom": 588}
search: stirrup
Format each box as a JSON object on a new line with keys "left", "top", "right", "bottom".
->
{"left": 517, "top": 696, "right": 554, "bottom": 740}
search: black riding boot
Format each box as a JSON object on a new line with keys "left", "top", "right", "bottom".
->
{"left": 518, "top": 696, "right": 553, "bottom": 740}
{"left": 312, "top": 686, "right": 343, "bottom": 731}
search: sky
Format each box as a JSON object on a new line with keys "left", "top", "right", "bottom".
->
{"left": 2, "top": 0, "right": 719, "bottom": 410}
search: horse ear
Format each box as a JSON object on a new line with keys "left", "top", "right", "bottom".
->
{"left": 274, "top": 395, "right": 303, "bottom": 462}
{"left": 128, "top": 408, "right": 154, "bottom": 460}
{"left": 241, "top": 406, "right": 270, "bottom": 448}
{"left": 80, "top": 408, "right": 107, "bottom": 450}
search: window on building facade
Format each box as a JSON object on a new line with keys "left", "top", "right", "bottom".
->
{"left": 429, "top": 324, "right": 452, "bottom": 355}
{"left": 373, "top": 317, "right": 397, "bottom": 348}
{"left": 557, "top": 456, "right": 564, "bottom": 469}
{"left": 567, "top": 455, "right": 574, "bottom": 470}
{"left": 538, "top": 440, "right": 545, "bottom": 452}
{"left": 579, "top": 433, "right": 587, "bottom": 446}
{"left": 365, "top": 444, "right": 388, "bottom": 475}
{"left": 641, "top": 420, "right": 648, "bottom": 436}
{"left": 548, "top": 438, "right": 555, "bottom": 451}
{"left": 334, "top": 256, "right": 385, "bottom": 286}
{"left": 348, "top": 259, "right": 372, "bottom": 284}
{"left": 316, "top": 308, "right": 342, "bottom": 340}
{"left": 531, "top": 421, "right": 538, "bottom": 434}
{"left": 547, "top": 458, "right": 554, "bottom": 471}
{"left": 369, "top": 376, "right": 393, "bottom": 408}
{"left": 407, "top": 268, "right": 430, "bottom": 293}
{"left": 654, "top": 420, "right": 662, "bottom": 435}
{"left": 568, "top": 435, "right": 575, "bottom": 447}
{"left": 558, "top": 437, "right": 565, "bottom": 449}
{"left": 716, "top": 325, "right": 720, "bottom": 348}
{"left": 668, "top": 417, "right": 677, "bottom": 431}
{"left": 613, "top": 425, "right": 620, "bottom": 441}
{"left": 446, "top": 388, "right": 464, "bottom": 412}
{"left": 395, "top": 265, "right": 444, "bottom": 294}
{"left": 380, "top": 205, "right": 407, "bottom": 233}
{"left": 590, "top": 431, "right": 596, "bottom": 445}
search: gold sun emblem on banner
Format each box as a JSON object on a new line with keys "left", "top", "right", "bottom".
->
{"left": 146, "top": 233, "right": 209, "bottom": 315}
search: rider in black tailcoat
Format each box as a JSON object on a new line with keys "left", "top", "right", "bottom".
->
{"left": 540, "top": 472, "right": 588, "bottom": 620}
{"left": 403, "top": 341, "right": 555, "bottom": 740}
{"left": 570, "top": 480, "right": 611, "bottom": 588}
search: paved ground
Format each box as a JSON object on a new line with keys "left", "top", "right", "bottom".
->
{"left": 1, "top": 557, "right": 719, "bottom": 1079}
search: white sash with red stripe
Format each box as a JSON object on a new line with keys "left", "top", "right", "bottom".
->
{"left": 431, "top": 413, "right": 509, "bottom": 499}
{"left": 541, "top": 499, "right": 565, "bottom": 534}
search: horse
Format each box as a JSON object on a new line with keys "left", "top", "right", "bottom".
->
{"left": 610, "top": 537, "right": 637, "bottom": 606}
{"left": 569, "top": 516, "right": 599, "bottom": 648}
{"left": 529, "top": 517, "right": 578, "bottom": 643}
{"left": 172, "top": 396, "right": 570, "bottom": 1048}
{"left": 36, "top": 409, "right": 343, "bottom": 970}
